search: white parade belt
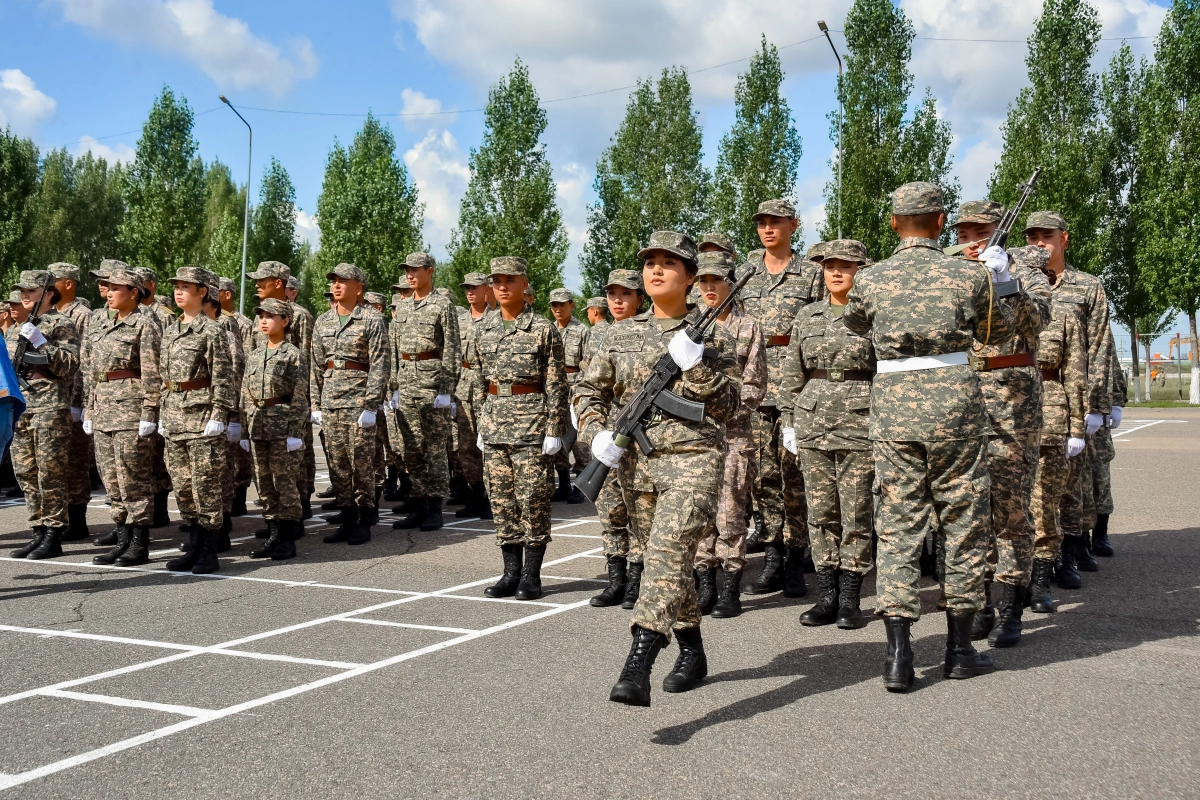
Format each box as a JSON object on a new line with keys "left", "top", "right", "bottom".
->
{"left": 875, "top": 352, "right": 969, "bottom": 374}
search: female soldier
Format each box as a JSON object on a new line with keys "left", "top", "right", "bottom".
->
{"left": 781, "top": 239, "right": 876, "bottom": 629}
{"left": 205, "top": 280, "right": 244, "bottom": 549}
{"left": 576, "top": 231, "right": 741, "bottom": 707}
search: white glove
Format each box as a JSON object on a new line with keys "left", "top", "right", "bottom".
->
{"left": 286, "top": 437, "right": 303, "bottom": 452}
{"left": 311, "top": 410, "right": 322, "bottom": 425}
{"left": 19, "top": 322, "right": 47, "bottom": 348}
{"left": 591, "top": 430, "right": 626, "bottom": 468}
{"left": 434, "top": 393, "right": 452, "bottom": 409}
{"left": 137, "top": 420, "right": 157, "bottom": 437}
{"left": 1108, "top": 407, "right": 1123, "bottom": 429}
{"left": 158, "top": 424, "right": 167, "bottom": 437}
{"left": 203, "top": 420, "right": 226, "bottom": 438}
{"left": 981, "top": 245, "right": 1011, "bottom": 283}
{"left": 476, "top": 433, "right": 484, "bottom": 451}
{"left": 239, "top": 439, "right": 250, "bottom": 452}
{"left": 542, "top": 436, "right": 563, "bottom": 456}
{"left": 782, "top": 427, "right": 798, "bottom": 455}
{"left": 1066, "top": 437, "right": 1087, "bottom": 459}
{"left": 1084, "top": 413, "right": 1104, "bottom": 436}
{"left": 82, "top": 419, "right": 94, "bottom": 435}
{"left": 70, "top": 407, "right": 83, "bottom": 422}
{"left": 390, "top": 389, "right": 399, "bottom": 409}
{"left": 226, "top": 422, "right": 242, "bottom": 442}
{"left": 668, "top": 330, "right": 704, "bottom": 371}
{"left": 450, "top": 400, "right": 457, "bottom": 419}
{"left": 357, "top": 409, "right": 377, "bottom": 428}
{"left": 569, "top": 402, "right": 578, "bottom": 430}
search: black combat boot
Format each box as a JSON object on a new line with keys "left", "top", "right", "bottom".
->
{"left": 382, "top": 468, "right": 399, "bottom": 502}
{"left": 177, "top": 519, "right": 199, "bottom": 551}
{"left": 988, "top": 582, "right": 1025, "bottom": 648}
{"left": 882, "top": 616, "right": 915, "bottom": 692}
{"left": 609, "top": 626, "right": 667, "bottom": 707}
{"left": 662, "top": 627, "right": 708, "bottom": 693}
{"left": 250, "top": 521, "right": 281, "bottom": 558}
{"left": 710, "top": 570, "right": 743, "bottom": 618}
{"left": 151, "top": 491, "right": 171, "bottom": 528}
{"left": 782, "top": 545, "right": 808, "bottom": 597}
{"left": 1091, "top": 513, "right": 1113, "bottom": 556}
{"left": 476, "top": 486, "right": 494, "bottom": 520}
{"left": 115, "top": 526, "right": 149, "bottom": 566}
{"left": 322, "top": 511, "right": 355, "bottom": 544}
{"left": 320, "top": 498, "right": 340, "bottom": 511}
{"left": 12, "top": 526, "right": 47, "bottom": 559}
{"left": 369, "top": 487, "right": 382, "bottom": 524}
{"left": 837, "top": 570, "right": 865, "bottom": 629}
{"left": 455, "top": 482, "right": 481, "bottom": 517}
{"left": 971, "top": 579, "right": 997, "bottom": 641}
{"left": 300, "top": 494, "right": 312, "bottom": 521}
{"left": 27, "top": 527, "right": 64, "bottom": 560}
{"left": 217, "top": 514, "right": 232, "bottom": 552}
{"left": 392, "top": 495, "right": 422, "bottom": 515}
{"left": 231, "top": 486, "right": 248, "bottom": 517}
{"left": 270, "top": 520, "right": 298, "bottom": 561}
{"left": 745, "top": 511, "right": 765, "bottom": 554}
{"left": 943, "top": 610, "right": 995, "bottom": 679}
{"left": 190, "top": 528, "right": 220, "bottom": 575}
{"left": 325, "top": 506, "right": 355, "bottom": 525}
{"left": 744, "top": 541, "right": 785, "bottom": 594}
{"left": 515, "top": 545, "right": 545, "bottom": 600}
{"left": 551, "top": 469, "right": 571, "bottom": 502}
{"left": 254, "top": 520, "right": 271, "bottom": 539}
{"left": 1028, "top": 557, "right": 1057, "bottom": 613}
{"left": 419, "top": 498, "right": 444, "bottom": 532}
{"left": 622, "top": 561, "right": 644, "bottom": 609}
{"left": 484, "top": 544, "right": 523, "bottom": 598}
{"left": 591, "top": 556, "right": 627, "bottom": 607}
{"left": 447, "top": 475, "right": 466, "bottom": 506}
{"left": 567, "top": 480, "right": 586, "bottom": 505}
{"left": 1075, "top": 532, "right": 1098, "bottom": 572}
{"left": 348, "top": 506, "right": 373, "bottom": 545}
{"left": 316, "top": 486, "right": 336, "bottom": 499}
{"left": 92, "top": 525, "right": 130, "bottom": 564}
{"left": 93, "top": 526, "right": 119, "bottom": 547}
{"left": 695, "top": 568, "right": 718, "bottom": 615}
{"left": 1055, "top": 536, "right": 1083, "bottom": 589}
{"left": 800, "top": 568, "right": 839, "bottom": 626}
{"left": 393, "top": 497, "right": 427, "bottom": 530}
{"left": 166, "top": 527, "right": 203, "bottom": 571}
{"left": 63, "top": 504, "right": 90, "bottom": 541}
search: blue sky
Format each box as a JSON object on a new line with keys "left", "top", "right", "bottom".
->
{"left": 1, "top": 0, "right": 1179, "bottom": 361}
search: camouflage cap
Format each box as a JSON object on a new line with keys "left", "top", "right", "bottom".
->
{"left": 12, "top": 270, "right": 53, "bottom": 291}
{"left": 805, "top": 242, "right": 828, "bottom": 262}
{"left": 637, "top": 230, "right": 698, "bottom": 264}
{"left": 822, "top": 239, "right": 870, "bottom": 266}
{"left": 93, "top": 258, "right": 129, "bottom": 280}
{"left": 247, "top": 261, "right": 291, "bottom": 281}
{"left": 391, "top": 292, "right": 405, "bottom": 307}
{"left": 1024, "top": 210, "right": 1067, "bottom": 233}
{"left": 254, "top": 297, "right": 292, "bottom": 319}
{"left": 7, "top": 290, "right": 20, "bottom": 304}
{"left": 489, "top": 256, "right": 527, "bottom": 276}
{"left": 326, "top": 263, "right": 367, "bottom": 283}
{"left": 404, "top": 252, "right": 436, "bottom": 269}
{"left": 548, "top": 288, "right": 574, "bottom": 304}
{"left": 286, "top": 276, "right": 299, "bottom": 291}
{"left": 460, "top": 272, "right": 491, "bottom": 288}
{"left": 105, "top": 268, "right": 144, "bottom": 291}
{"left": 133, "top": 267, "right": 159, "bottom": 284}
{"left": 695, "top": 250, "right": 737, "bottom": 279}
{"left": 890, "top": 182, "right": 944, "bottom": 215}
{"left": 364, "top": 291, "right": 386, "bottom": 307}
{"left": 586, "top": 296, "right": 607, "bottom": 310}
{"left": 605, "top": 269, "right": 643, "bottom": 292}
{"left": 435, "top": 287, "right": 453, "bottom": 299}
{"left": 389, "top": 280, "right": 411, "bottom": 292}
{"left": 1008, "top": 245, "right": 1051, "bottom": 271}
{"left": 523, "top": 285, "right": 535, "bottom": 297}
{"left": 952, "top": 200, "right": 1006, "bottom": 227}
{"left": 166, "top": 266, "right": 217, "bottom": 287}
{"left": 218, "top": 276, "right": 236, "bottom": 293}
{"left": 48, "top": 262, "right": 81, "bottom": 282}
{"left": 751, "top": 199, "right": 797, "bottom": 221}
{"left": 203, "top": 281, "right": 220, "bottom": 302}
{"left": 699, "top": 233, "right": 736, "bottom": 255}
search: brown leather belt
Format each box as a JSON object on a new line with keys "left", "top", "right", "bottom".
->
{"left": 1040, "top": 368, "right": 1061, "bottom": 382}
{"left": 461, "top": 361, "right": 472, "bottom": 369}
{"left": 810, "top": 368, "right": 874, "bottom": 382}
{"left": 766, "top": 335, "right": 791, "bottom": 347}
{"left": 252, "top": 394, "right": 293, "bottom": 408}
{"left": 95, "top": 369, "right": 141, "bottom": 382}
{"left": 24, "top": 369, "right": 56, "bottom": 382}
{"left": 326, "top": 359, "right": 368, "bottom": 371}
{"left": 969, "top": 353, "right": 1036, "bottom": 372}
{"left": 164, "top": 377, "right": 211, "bottom": 392}
{"left": 564, "top": 366, "right": 579, "bottom": 374}
{"left": 487, "top": 382, "right": 544, "bottom": 396}
{"left": 400, "top": 351, "right": 441, "bottom": 361}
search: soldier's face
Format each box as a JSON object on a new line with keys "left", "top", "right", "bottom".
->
{"left": 606, "top": 286, "right": 640, "bottom": 321}
{"left": 258, "top": 312, "right": 287, "bottom": 338}
{"left": 286, "top": 287, "right": 298, "bottom": 301}
{"left": 331, "top": 278, "right": 361, "bottom": 305}
{"left": 550, "top": 301, "right": 574, "bottom": 324}
{"left": 464, "top": 285, "right": 483, "bottom": 305}
{"left": 823, "top": 258, "right": 860, "bottom": 297}
{"left": 587, "top": 307, "right": 605, "bottom": 325}
{"left": 19, "top": 288, "right": 42, "bottom": 313}
{"left": 255, "top": 277, "right": 283, "bottom": 299}
{"left": 491, "top": 274, "right": 526, "bottom": 309}
{"left": 97, "top": 282, "right": 110, "bottom": 300}
{"left": 106, "top": 284, "right": 134, "bottom": 311}
{"left": 755, "top": 215, "right": 798, "bottom": 248}
{"left": 8, "top": 303, "right": 26, "bottom": 323}
{"left": 1026, "top": 228, "right": 1068, "bottom": 260}
{"left": 956, "top": 222, "right": 997, "bottom": 259}
{"left": 642, "top": 252, "right": 693, "bottom": 302}
{"left": 406, "top": 266, "right": 433, "bottom": 292}
{"left": 696, "top": 275, "right": 731, "bottom": 309}
{"left": 174, "top": 281, "right": 204, "bottom": 311}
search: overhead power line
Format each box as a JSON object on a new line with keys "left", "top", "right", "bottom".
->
{"left": 47, "top": 106, "right": 221, "bottom": 150}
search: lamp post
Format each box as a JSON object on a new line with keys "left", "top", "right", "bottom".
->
{"left": 818, "top": 20, "right": 843, "bottom": 240}
{"left": 219, "top": 95, "right": 252, "bottom": 315}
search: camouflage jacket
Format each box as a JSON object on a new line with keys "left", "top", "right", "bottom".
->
{"left": 575, "top": 307, "right": 741, "bottom": 454}
{"left": 843, "top": 237, "right": 1016, "bottom": 442}
{"left": 454, "top": 306, "right": 489, "bottom": 401}
{"left": 1036, "top": 296, "right": 1087, "bottom": 443}
{"left": 142, "top": 299, "right": 175, "bottom": 330}
{"left": 716, "top": 306, "right": 766, "bottom": 440}
{"left": 219, "top": 313, "right": 246, "bottom": 419}
{"left": 1092, "top": 328, "right": 1125, "bottom": 462}
{"left": 249, "top": 301, "right": 314, "bottom": 363}
{"left": 225, "top": 310, "right": 254, "bottom": 354}
{"left": 466, "top": 306, "right": 568, "bottom": 446}
{"left": 311, "top": 305, "right": 389, "bottom": 412}
{"left": 554, "top": 317, "right": 590, "bottom": 386}
{"left": 1111, "top": 337, "right": 1128, "bottom": 407}
{"left": 82, "top": 306, "right": 162, "bottom": 431}
{"left": 969, "top": 262, "right": 1052, "bottom": 435}
{"left": 735, "top": 248, "right": 826, "bottom": 407}
{"left": 242, "top": 342, "right": 310, "bottom": 441}
{"left": 581, "top": 319, "right": 611, "bottom": 374}
{"left": 159, "top": 314, "right": 235, "bottom": 438}
{"left": 1053, "top": 264, "right": 1112, "bottom": 414}
{"left": 6, "top": 312, "right": 79, "bottom": 416}
{"left": 781, "top": 300, "right": 876, "bottom": 451}
{"left": 390, "top": 290, "right": 461, "bottom": 399}
{"left": 58, "top": 299, "right": 92, "bottom": 409}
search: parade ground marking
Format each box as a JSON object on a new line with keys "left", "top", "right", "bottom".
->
{"left": 1112, "top": 418, "right": 1186, "bottom": 442}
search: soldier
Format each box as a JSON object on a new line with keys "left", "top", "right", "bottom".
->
{"left": 548, "top": 287, "right": 589, "bottom": 503}
{"left": 286, "top": 275, "right": 301, "bottom": 303}
{"left": 134, "top": 268, "right": 176, "bottom": 329}
{"left": 585, "top": 297, "right": 608, "bottom": 327}
{"left": 1089, "top": 338, "right": 1125, "bottom": 557}
{"left": 219, "top": 277, "right": 254, "bottom": 350}
{"left": 205, "top": 280, "right": 245, "bottom": 546}
{"left": 389, "top": 253, "right": 459, "bottom": 532}
{"left": 523, "top": 284, "right": 536, "bottom": 309}
{"left": 781, "top": 240, "right": 877, "bottom": 630}
{"left": 693, "top": 251, "right": 766, "bottom": 619}
{"left": 468, "top": 256, "right": 567, "bottom": 602}
{"left": 241, "top": 298, "right": 310, "bottom": 561}
{"left": 843, "top": 182, "right": 1017, "bottom": 692}
{"left": 312, "top": 263, "right": 389, "bottom": 545}
{"left": 5, "top": 270, "right": 80, "bottom": 559}
{"left": 737, "top": 199, "right": 825, "bottom": 598}
{"left": 365, "top": 290, "right": 393, "bottom": 514}
{"left": 452, "top": 272, "right": 494, "bottom": 519}
{"left": 49, "top": 262, "right": 93, "bottom": 542}
{"left": 577, "top": 231, "right": 741, "bottom": 707}
{"left": 219, "top": 277, "right": 253, "bottom": 516}
{"left": 80, "top": 265, "right": 162, "bottom": 565}
{"left": 132, "top": 267, "right": 175, "bottom": 529}
{"left": 699, "top": 233, "right": 737, "bottom": 258}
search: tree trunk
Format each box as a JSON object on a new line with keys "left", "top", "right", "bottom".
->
{"left": 1129, "top": 326, "right": 1143, "bottom": 403}
{"left": 1190, "top": 311, "right": 1199, "bottom": 405}
{"left": 1144, "top": 340, "right": 1154, "bottom": 400}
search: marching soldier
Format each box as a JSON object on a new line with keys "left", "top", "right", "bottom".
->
{"left": 219, "top": 276, "right": 253, "bottom": 516}
{"left": 452, "top": 272, "right": 493, "bottom": 519}
{"left": 1088, "top": 338, "right": 1125, "bottom": 557}
{"left": 50, "top": 262, "right": 93, "bottom": 542}
{"left": 205, "top": 280, "right": 245, "bottom": 546}
{"left": 548, "top": 287, "right": 589, "bottom": 503}
{"left": 133, "top": 266, "right": 175, "bottom": 529}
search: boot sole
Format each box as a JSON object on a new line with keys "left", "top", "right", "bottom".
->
{"left": 608, "top": 684, "right": 651, "bottom": 706}
{"left": 742, "top": 585, "right": 783, "bottom": 596}
{"left": 836, "top": 617, "right": 862, "bottom": 630}
{"left": 884, "top": 678, "right": 914, "bottom": 693}
{"left": 710, "top": 609, "right": 741, "bottom": 618}
{"left": 662, "top": 677, "right": 705, "bottom": 693}
{"left": 943, "top": 665, "right": 995, "bottom": 679}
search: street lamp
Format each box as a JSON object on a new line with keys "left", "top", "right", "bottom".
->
{"left": 219, "top": 95, "right": 252, "bottom": 315}
{"left": 818, "top": 20, "right": 843, "bottom": 240}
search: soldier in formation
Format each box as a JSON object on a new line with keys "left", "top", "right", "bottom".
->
{"left": 50, "top": 263, "right": 93, "bottom": 542}
{"left": 547, "top": 287, "right": 589, "bottom": 504}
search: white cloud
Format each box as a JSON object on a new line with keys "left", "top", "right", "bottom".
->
{"left": 295, "top": 209, "right": 320, "bottom": 248}
{"left": 400, "top": 87, "right": 456, "bottom": 130}
{"left": 51, "top": 0, "right": 318, "bottom": 96}
{"left": 0, "top": 69, "right": 57, "bottom": 135}
{"left": 554, "top": 161, "right": 591, "bottom": 290}
{"left": 73, "top": 135, "right": 136, "bottom": 163}
{"left": 402, "top": 107, "right": 470, "bottom": 257}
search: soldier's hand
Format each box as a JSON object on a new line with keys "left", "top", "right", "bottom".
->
{"left": 591, "top": 430, "right": 625, "bottom": 468}
{"left": 541, "top": 436, "right": 563, "bottom": 456}
{"left": 1084, "top": 413, "right": 1104, "bottom": 436}
{"left": 138, "top": 420, "right": 157, "bottom": 437}
{"left": 311, "top": 410, "right": 323, "bottom": 426}
{"left": 357, "top": 409, "right": 377, "bottom": 428}
{"left": 1066, "top": 437, "right": 1087, "bottom": 458}
{"left": 981, "top": 245, "right": 1011, "bottom": 283}
{"left": 433, "top": 394, "right": 452, "bottom": 409}
{"left": 82, "top": 419, "right": 94, "bottom": 435}
{"left": 668, "top": 330, "right": 704, "bottom": 371}
{"left": 1108, "top": 407, "right": 1123, "bottom": 429}
{"left": 391, "top": 389, "right": 400, "bottom": 409}
{"left": 286, "top": 437, "right": 303, "bottom": 452}
{"left": 19, "top": 322, "right": 47, "bottom": 348}
{"left": 70, "top": 407, "right": 83, "bottom": 422}
{"left": 476, "top": 432, "right": 484, "bottom": 451}
{"left": 226, "top": 422, "right": 242, "bottom": 442}
{"left": 782, "top": 426, "right": 798, "bottom": 455}
{"left": 569, "top": 403, "right": 578, "bottom": 430}
{"left": 239, "top": 439, "right": 250, "bottom": 452}
{"left": 203, "top": 420, "right": 226, "bottom": 438}
{"left": 450, "top": 400, "right": 457, "bottom": 419}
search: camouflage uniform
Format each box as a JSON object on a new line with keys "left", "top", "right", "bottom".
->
{"left": 1087, "top": 338, "right": 1125, "bottom": 523}
{"left": 453, "top": 273, "right": 491, "bottom": 487}
{"left": 215, "top": 293, "right": 246, "bottom": 516}
{"left": 134, "top": 268, "right": 175, "bottom": 501}
{"left": 549, "top": 287, "right": 592, "bottom": 475}
{"left": 50, "top": 263, "right": 93, "bottom": 511}
{"left": 221, "top": 276, "right": 255, "bottom": 494}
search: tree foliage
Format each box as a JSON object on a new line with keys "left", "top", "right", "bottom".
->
{"left": 0, "top": 128, "right": 41, "bottom": 288}
{"left": 250, "top": 158, "right": 299, "bottom": 271}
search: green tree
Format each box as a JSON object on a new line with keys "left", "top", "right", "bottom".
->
{"left": 989, "top": 0, "right": 1104, "bottom": 273}
{"left": 0, "top": 128, "right": 40, "bottom": 287}
{"left": 580, "top": 68, "right": 710, "bottom": 297}
{"left": 1132, "top": 308, "right": 1177, "bottom": 402}
{"left": 444, "top": 59, "right": 568, "bottom": 312}
{"left": 711, "top": 37, "right": 804, "bottom": 257}
{"left": 249, "top": 158, "right": 299, "bottom": 271}
{"left": 196, "top": 160, "right": 244, "bottom": 267}
{"left": 820, "top": 0, "right": 958, "bottom": 258}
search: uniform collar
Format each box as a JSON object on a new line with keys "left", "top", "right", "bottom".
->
{"left": 496, "top": 305, "right": 534, "bottom": 333}
{"left": 751, "top": 248, "right": 803, "bottom": 275}
{"left": 893, "top": 236, "right": 943, "bottom": 254}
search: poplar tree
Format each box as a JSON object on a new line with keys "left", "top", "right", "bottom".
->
{"left": 0, "top": 128, "right": 40, "bottom": 286}
{"left": 250, "top": 158, "right": 299, "bottom": 269}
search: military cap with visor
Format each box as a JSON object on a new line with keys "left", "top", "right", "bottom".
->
{"left": 286, "top": 276, "right": 300, "bottom": 291}
{"left": 548, "top": 288, "right": 574, "bottom": 304}
{"left": 247, "top": 261, "right": 291, "bottom": 281}
{"left": 586, "top": 296, "right": 608, "bottom": 310}
{"left": 404, "top": 252, "right": 436, "bottom": 269}
{"left": 218, "top": 276, "right": 236, "bottom": 293}
{"left": 890, "top": 182, "right": 944, "bottom": 215}
{"left": 7, "top": 290, "right": 21, "bottom": 304}
{"left": 489, "top": 256, "right": 528, "bottom": 277}
{"left": 134, "top": 266, "right": 159, "bottom": 284}
{"left": 952, "top": 200, "right": 1006, "bottom": 227}
{"left": 460, "top": 272, "right": 490, "bottom": 288}
{"left": 12, "top": 270, "right": 53, "bottom": 291}
{"left": 166, "top": 266, "right": 218, "bottom": 289}
{"left": 48, "top": 262, "right": 81, "bottom": 282}
{"left": 92, "top": 258, "right": 130, "bottom": 280}
{"left": 1023, "top": 210, "right": 1068, "bottom": 233}
{"left": 637, "top": 230, "right": 698, "bottom": 264}
{"left": 364, "top": 291, "right": 386, "bottom": 307}
{"left": 805, "top": 242, "right": 828, "bottom": 262}
{"left": 822, "top": 239, "right": 870, "bottom": 266}
{"left": 605, "top": 269, "right": 644, "bottom": 292}
{"left": 254, "top": 297, "right": 292, "bottom": 319}
{"left": 105, "top": 268, "right": 144, "bottom": 292}
{"left": 752, "top": 199, "right": 797, "bottom": 221}
{"left": 326, "top": 263, "right": 367, "bottom": 283}
{"left": 699, "top": 233, "right": 736, "bottom": 255}
{"left": 695, "top": 251, "right": 737, "bottom": 279}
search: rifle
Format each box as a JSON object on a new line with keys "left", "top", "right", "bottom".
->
{"left": 12, "top": 270, "right": 57, "bottom": 393}
{"left": 573, "top": 269, "right": 752, "bottom": 502}
{"left": 989, "top": 166, "right": 1041, "bottom": 299}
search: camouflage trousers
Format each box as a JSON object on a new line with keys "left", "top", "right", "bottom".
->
{"left": 552, "top": 433, "right": 591, "bottom": 475}
{"left": 1059, "top": 437, "right": 1097, "bottom": 538}
{"left": 374, "top": 413, "right": 387, "bottom": 484}
{"left": 1032, "top": 440, "right": 1071, "bottom": 561}
{"left": 798, "top": 446, "right": 874, "bottom": 574}
{"left": 302, "top": 423, "right": 316, "bottom": 494}
{"left": 151, "top": 432, "right": 172, "bottom": 494}
{"left": 874, "top": 438, "right": 990, "bottom": 619}
{"left": 221, "top": 436, "right": 237, "bottom": 514}
{"left": 1089, "top": 430, "right": 1115, "bottom": 517}
{"left": 454, "top": 399, "right": 483, "bottom": 484}
{"left": 165, "top": 435, "right": 226, "bottom": 530}
{"left": 983, "top": 431, "right": 1039, "bottom": 586}
{"left": 11, "top": 411, "right": 71, "bottom": 528}
{"left": 598, "top": 455, "right": 642, "bottom": 562}
{"left": 93, "top": 428, "right": 155, "bottom": 526}
{"left": 384, "top": 406, "right": 404, "bottom": 469}
{"left": 696, "top": 435, "right": 756, "bottom": 572}
{"left": 627, "top": 442, "right": 723, "bottom": 641}
{"left": 482, "top": 443, "right": 553, "bottom": 547}
{"left": 323, "top": 408, "right": 378, "bottom": 509}
{"left": 396, "top": 398, "right": 451, "bottom": 498}
{"left": 67, "top": 420, "right": 92, "bottom": 506}
{"left": 251, "top": 438, "right": 302, "bottom": 521}
{"left": 751, "top": 408, "right": 808, "bottom": 547}
{"left": 233, "top": 433, "right": 252, "bottom": 488}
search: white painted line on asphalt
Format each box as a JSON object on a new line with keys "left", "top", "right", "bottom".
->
{"left": 212, "top": 650, "right": 365, "bottom": 670}
{"left": 40, "top": 690, "right": 214, "bottom": 719}
{"left": 542, "top": 574, "right": 607, "bottom": 584}
{"left": 551, "top": 520, "right": 592, "bottom": 531}
{"left": 339, "top": 618, "right": 480, "bottom": 635}
{"left": 1113, "top": 419, "right": 1167, "bottom": 440}
{"left": 436, "top": 593, "right": 565, "bottom": 608}
{"left": 552, "top": 533, "right": 603, "bottom": 540}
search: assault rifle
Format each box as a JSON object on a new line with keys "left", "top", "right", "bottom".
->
{"left": 12, "top": 270, "right": 57, "bottom": 392}
{"left": 988, "top": 166, "right": 1041, "bottom": 298}
{"left": 573, "top": 269, "right": 752, "bottom": 502}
